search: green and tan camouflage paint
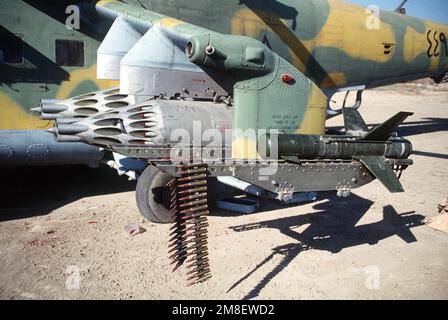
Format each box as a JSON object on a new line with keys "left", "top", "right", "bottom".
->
{"left": 1, "top": 0, "right": 447, "bottom": 132}
{"left": 113, "top": 0, "right": 448, "bottom": 87}
{"left": 0, "top": 0, "right": 118, "bottom": 130}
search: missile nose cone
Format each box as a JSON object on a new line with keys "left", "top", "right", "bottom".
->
{"left": 31, "top": 107, "right": 42, "bottom": 113}
{"left": 46, "top": 127, "right": 57, "bottom": 134}
{"left": 57, "top": 124, "right": 89, "bottom": 135}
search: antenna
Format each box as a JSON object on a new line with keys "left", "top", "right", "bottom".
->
{"left": 395, "top": 0, "right": 408, "bottom": 13}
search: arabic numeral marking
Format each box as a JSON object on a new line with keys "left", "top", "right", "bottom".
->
{"left": 427, "top": 30, "right": 434, "bottom": 57}
{"left": 428, "top": 30, "right": 448, "bottom": 58}
{"left": 433, "top": 31, "right": 440, "bottom": 57}
{"left": 440, "top": 32, "right": 448, "bottom": 58}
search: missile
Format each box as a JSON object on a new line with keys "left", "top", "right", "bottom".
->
{"left": 45, "top": 98, "right": 233, "bottom": 149}
{"left": 41, "top": 99, "right": 63, "bottom": 105}
{"left": 40, "top": 113, "right": 62, "bottom": 120}
{"left": 37, "top": 88, "right": 137, "bottom": 120}
{"left": 56, "top": 118, "right": 79, "bottom": 125}
{"left": 265, "top": 132, "right": 412, "bottom": 160}
{"left": 57, "top": 124, "right": 89, "bottom": 135}
{"left": 41, "top": 103, "right": 69, "bottom": 114}
{"left": 262, "top": 111, "right": 415, "bottom": 193}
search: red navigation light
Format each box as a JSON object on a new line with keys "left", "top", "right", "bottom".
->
{"left": 282, "top": 74, "right": 295, "bottom": 84}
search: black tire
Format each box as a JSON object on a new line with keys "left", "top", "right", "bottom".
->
{"left": 136, "top": 166, "right": 175, "bottom": 224}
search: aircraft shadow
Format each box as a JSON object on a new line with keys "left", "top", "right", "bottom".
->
{"left": 226, "top": 193, "right": 425, "bottom": 300}
{"left": 0, "top": 165, "right": 136, "bottom": 222}
{"left": 0, "top": 26, "right": 70, "bottom": 85}
{"left": 396, "top": 117, "right": 448, "bottom": 137}
{"left": 23, "top": 0, "right": 108, "bottom": 42}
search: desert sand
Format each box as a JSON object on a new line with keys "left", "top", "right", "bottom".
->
{"left": 1, "top": 82, "right": 447, "bottom": 300}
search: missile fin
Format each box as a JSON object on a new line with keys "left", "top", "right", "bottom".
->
{"left": 362, "top": 112, "right": 414, "bottom": 142}
{"left": 343, "top": 107, "right": 369, "bottom": 136}
{"left": 355, "top": 156, "right": 404, "bottom": 193}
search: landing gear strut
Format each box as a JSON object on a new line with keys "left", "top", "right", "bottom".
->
{"left": 327, "top": 89, "right": 364, "bottom": 118}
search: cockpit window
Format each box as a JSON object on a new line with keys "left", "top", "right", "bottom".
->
{"left": 0, "top": 33, "right": 24, "bottom": 65}
{"left": 55, "top": 39, "right": 85, "bottom": 67}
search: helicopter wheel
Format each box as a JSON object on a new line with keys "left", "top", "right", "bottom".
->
{"left": 136, "top": 165, "right": 175, "bottom": 224}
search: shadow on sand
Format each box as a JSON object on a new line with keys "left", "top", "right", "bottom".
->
{"left": 227, "top": 193, "right": 425, "bottom": 300}
{"left": 0, "top": 165, "right": 136, "bottom": 222}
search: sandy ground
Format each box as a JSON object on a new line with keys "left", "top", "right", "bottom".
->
{"left": 0, "top": 83, "right": 447, "bottom": 300}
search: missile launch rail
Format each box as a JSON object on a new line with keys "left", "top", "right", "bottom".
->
{"left": 111, "top": 145, "right": 412, "bottom": 199}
